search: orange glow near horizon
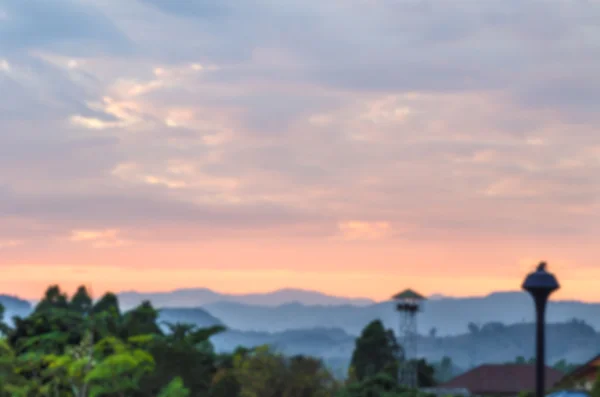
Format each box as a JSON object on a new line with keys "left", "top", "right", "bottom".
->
{"left": 1, "top": 237, "right": 597, "bottom": 303}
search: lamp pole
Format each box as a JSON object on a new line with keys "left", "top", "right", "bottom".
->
{"left": 522, "top": 262, "right": 559, "bottom": 397}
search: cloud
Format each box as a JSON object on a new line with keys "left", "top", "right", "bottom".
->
{"left": 69, "top": 229, "right": 129, "bottom": 248}
{"left": 0, "top": 240, "right": 22, "bottom": 249}
{"left": 0, "top": 0, "right": 131, "bottom": 55}
{"left": 338, "top": 221, "right": 392, "bottom": 241}
{"left": 0, "top": 0, "right": 599, "bottom": 267}
{"left": 0, "top": 185, "right": 330, "bottom": 241}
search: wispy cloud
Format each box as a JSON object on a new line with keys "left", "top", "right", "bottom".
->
{"left": 337, "top": 221, "right": 392, "bottom": 241}
{"left": 0, "top": 240, "right": 23, "bottom": 249}
{"left": 0, "top": 0, "right": 599, "bottom": 298}
{"left": 69, "top": 229, "right": 129, "bottom": 248}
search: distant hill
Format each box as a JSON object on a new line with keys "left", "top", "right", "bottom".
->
{"left": 0, "top": 294, "right": 33, "bottom": 322}
{"left": 158, "top": 307, "right": 224, "bottom": 330}
{"left": 209, "top": 320, "right": 600, "bottom": 373}
{"left": 117, "top": 288, "right": 374, "bottom": 310}
{"left": 202, "top": 291, "right": 600, "bottom": 336}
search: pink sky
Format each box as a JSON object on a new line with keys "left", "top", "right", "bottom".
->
{"left": 0, "top": 0, "right": 599, "bottom": 302}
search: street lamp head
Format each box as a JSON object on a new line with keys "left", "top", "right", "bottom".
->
{"left": 522, "top": 261, "right": 560, "bottom": 296}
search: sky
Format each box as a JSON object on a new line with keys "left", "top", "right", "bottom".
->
{"left": 0, "top": 0, "right": 599, "bottom": 302}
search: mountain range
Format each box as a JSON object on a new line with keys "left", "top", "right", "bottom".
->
{"left": 117, "top": 288, "right": 375, "bottom": 309}
{"left": 2, "top": 289, "right": 600, "bottom": 374}
{"left": 116, "top": 288, "right": 600, "bottom": 336}
{"left": 8, "top": 288, "right": 600, "bottom": 336}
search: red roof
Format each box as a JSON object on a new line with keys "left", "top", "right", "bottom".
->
{"left": 440, "top": 364, "right": 564, "bottom": 394}
{"left": 561, "top": 353, "right": 600, "bottom": 381}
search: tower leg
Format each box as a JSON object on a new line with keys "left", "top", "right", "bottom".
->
{"left": 398, "top": 310, "right": 418, "bottom": 389}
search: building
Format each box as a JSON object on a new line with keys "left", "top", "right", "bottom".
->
{"left": 435, "top": 364, "right": 564, "bottom": 397}
{"left": 556, "top": 354, "right": 600, "bottom": 391}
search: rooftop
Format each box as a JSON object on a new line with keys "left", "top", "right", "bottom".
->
{"left": 439, "top": 364, "right": 563, "bottom": 394}
{"left": 392, "top": 289, "right": 426, "bottom": 301}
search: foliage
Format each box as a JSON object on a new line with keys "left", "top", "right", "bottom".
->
{"left": 415, "top": 359, "right": 436, "bottom": 387}
{"left": 0, "top": 285, "right": 443, "bottom": 397}
{"left": 350, "top": 320, "right": 401, "bottom": 382}
{"left": 591, "top": 371, "right": 600, "bottom": 397}
{"left": 228, "top": 345, "right": 339, "bottom": 397}
{"left": 552, "top": 359, "right": 579, "bottom": 374}
{"left": 157, "top": 377, "right": 190, "bottom": 397}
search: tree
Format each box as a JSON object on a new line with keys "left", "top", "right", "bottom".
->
{"left": 3, "top": 282, "right": 355, "bottom": 397}
{"left": 92, "top": 292, "right": 122, "bottom": 338}
{"left": 157, "top": 377, "right": 190, "bottom": 397}
{"left": 350, "top": 320, "right": 401, "bottom": 382}
{"left": 233, "top": 345, "right": 287, "bottom": 397}
{"left": 210, "top": 349, "right": 252, "bottom": 397}
{"left": 9, "top": 305, "right": 84, "bottom": 355}
{"left": 433, "top": 356, "right": 454, "bottom": 383}
{"left": 337, "top": 372, "right": 402, "bottom": 397}
{"left": 210, "top": 368, "right": 241, "bottom": 397}
{"left": 416, "top": 359, "right": 436, "bottom": 387}
{"left": 428, "top": 328, "right": 437, "bottom": 339}
{"left": 0, "top": 339, "right": 25, "bottom": 396}
{"left": 34, "top": 285, "right": 69, "bottom": 312}
{"left": 139, "top": 323, "right": 225, "bottom": 396}
{"left": 467, "top": 322, "right": 480, "bottom": 335}
{"left": 591, "top": 372, "right": 600, "bottom": 397}
{"left": 85, "top": 336, "right": 155, "bottom": 397}
{"left": 285, "top": 355, "right": 339, "bottom": 397}
{"left": 120, "top": 301, "right": 162, "bottom": 339}
{"left": 44, "top": 331, "right": 96, "bottom": 397}
{"left": 553, "top": 359, "right": 578, "bottom": 374}
{"left": 70, "top": 286, "right": 93, "bottom": 315}
{"left": 228, "top": 347, "right": 339, "bottom": 397}
{"left": 92, "top": 292, "right": 121, "bottom": 315}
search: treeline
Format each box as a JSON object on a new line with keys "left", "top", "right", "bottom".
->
{"left": 0, "top": 285, "right": 438, "bottom": 397}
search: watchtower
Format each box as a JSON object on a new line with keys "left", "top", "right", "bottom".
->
{"left": 392, "top": 289, "right": 426, "bottom": 389}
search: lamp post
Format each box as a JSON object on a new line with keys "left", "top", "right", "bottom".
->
{"left": 522, "top": 262, "right": 560, "bottom": 397}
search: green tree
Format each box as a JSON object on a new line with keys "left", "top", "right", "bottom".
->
{"left": 44, "top": 331, "right": 96, "bottom": 397}
{"left": 349, "top": 320, "right": 401, "bottom": 382}
{"left": 233, "top": 345, "right": 287, "bottom": 397}
{"left": 158, "top": 377, "right": 190, "bottom": 397}
{"left": 227, "top": 346, "right": 339, "bottom": 397}
{"left": 433, "top": 356, "right": 454, "bottom": 383}
{"left": 337, "top": 372, "right": 403, "bottom": 397}
{"left": 0, "top": 339, "right": 23, "bottom": 396}
{"left": 285, "top": 355, "right": 339, "bottom": 397}
{"left": 34, "top": 285, "right": 69, "bottom": 312}
{"left": 70, "top": 286, "right": 93, "bottom": 314}
{"left": 210, "top": 349, "right": 251, "bottom": 397}
{"left": 120, "top": 301, "right": 162, "bottom": 339}
{"left": 210, "top": 368, "right": 241, "bottom": 397}
{"left": 416, "top": 359, "right": 436, "bottom": 387}
{"left": 591, "top": 372, "right": 600, "bottom": 397}
{"left": 553, "top": 359, "right": 578, "bottom": 374}
{"left": 139, "top": 323, "right": 225, "bottom": 396}
{"left": 85, "top": 336, "right": 155, "bottom": 397}
{"left": 92, "top": 292, "right": 122, "bottom": 338}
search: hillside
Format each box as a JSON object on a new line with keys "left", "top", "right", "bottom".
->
{"left": 0, "top": 294, "right": 33, "bottom": 321}
{"left": 203, "top": 292, "right": 600, "bottom": 335}
{"left": 117, "top": 288, "right": 374, "bottom": 310}
{"left": 209, "top": 320, "right": 600, "bottom": 373}
{"left": 158, "top": 307, "right": 224, "bottom": 329}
